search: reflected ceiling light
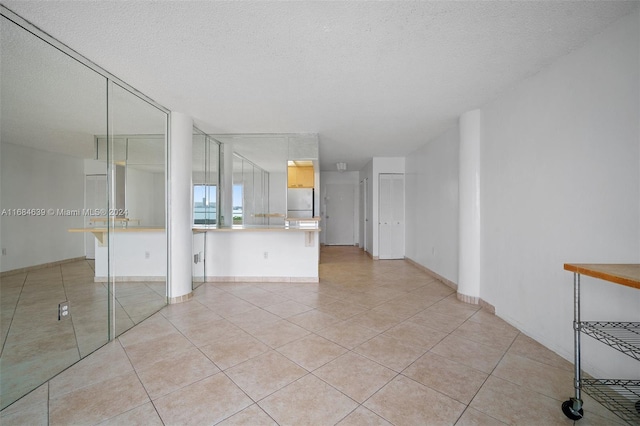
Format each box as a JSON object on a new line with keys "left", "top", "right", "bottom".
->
{"left": 336, "top": 162, "right": 347, "bottom": 172}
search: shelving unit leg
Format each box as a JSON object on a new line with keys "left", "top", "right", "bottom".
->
{"left": 562, "top": 272, "right": 584, "bottom": 420}
{"left": 573, "top": 273, "right": 583, "bottom": 406}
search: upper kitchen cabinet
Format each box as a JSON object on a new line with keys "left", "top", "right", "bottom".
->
{"left": 288, "top": 162, "right": 314, "bottom": 188}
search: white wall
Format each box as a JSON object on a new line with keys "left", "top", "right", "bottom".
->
{"left": 126, "top": 167, "right": 165, "bottom": 227}
{"left": 86, "top": 159, "right": 165, "bottom": 227}
{"left": 319, "top": 171, "right": 360, "bottom": 245}
{"left": 480, "top": 10, "right": 639, "bottom": 378}
{"left": 204, "top": 230, "right": 319, "bottom": 280}
{"left": 1, "top": 143, "right": 85, "bottom": 272}
{"left": 401, "top": 9, "right": 639, "bottom": 380}
{"left": 94, "top": 231, "right": 167, "bottom": 280}
{"left": 405, "top": 127, "right": 459, "bottom": 283}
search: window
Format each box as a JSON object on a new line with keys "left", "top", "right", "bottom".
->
{"left": 193, "top": 184, "right": 217, "bottom": 225}
{"left": 232, "top": 184, "right": 243, "bottom": 224}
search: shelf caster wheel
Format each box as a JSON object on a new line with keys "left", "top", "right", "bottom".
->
{"left": 635, "top": 400, "right": 640, "bottom": 414}
{"left": 562, "top": 400, "right": 584, "bottom": 421}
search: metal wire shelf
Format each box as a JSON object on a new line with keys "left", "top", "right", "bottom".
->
{"left": 580, "top": 322, "right": 640, "bottom": 361}
{"left": 581, "top": 379, "right": 640, "bottom": 425}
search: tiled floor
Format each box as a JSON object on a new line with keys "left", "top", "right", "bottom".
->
{"left": 0, "top": 260, "right": 166, "bottom": 409}
{"left": 0, "top": 246, "right": 626, "bottom": 425}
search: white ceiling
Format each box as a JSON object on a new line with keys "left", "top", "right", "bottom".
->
{"left": 3, "top": 1, "right": 638, "bottom": 171}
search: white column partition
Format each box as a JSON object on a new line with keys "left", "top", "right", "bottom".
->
{"left": 458, "top": 109, "right": 482, "bottom": 304}
{"left": 168, "top": 112, "right": 193, "bottom": 303}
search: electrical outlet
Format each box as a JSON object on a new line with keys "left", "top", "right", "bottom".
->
{"left": 1, "top": 248, "right": 6, "bottom": 256}
{"left": 58, "top": 301, "right": 70, "bottom": 320}
{"left": 263, "top": 251, "right": 268, "bottom": 259}
{"left": 145, "top": 251, "right": 150, "bottom": 259}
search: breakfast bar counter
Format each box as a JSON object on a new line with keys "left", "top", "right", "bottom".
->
{"left": 193, "top": 223, "right": 320, "bottom": 282}
{"left": 68, "top": 227, "right": 166, "bottom": 281}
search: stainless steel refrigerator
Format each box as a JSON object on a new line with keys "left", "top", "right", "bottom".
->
{"left": 287, "top": 188, "right": 314, "bottom": 218}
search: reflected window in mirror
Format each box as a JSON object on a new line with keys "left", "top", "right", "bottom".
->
{"left": 192, "top": 130, "right": 220, "bottom": 226}
{"left": 194, "top": 184, "right": 217, "bottom": 225}
{"left": 233, "top": 183, "right": 243, "bottom": 224}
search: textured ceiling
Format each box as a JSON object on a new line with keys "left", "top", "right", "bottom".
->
{"left": 2, "top": 1, "right": 638, "bottom": 171}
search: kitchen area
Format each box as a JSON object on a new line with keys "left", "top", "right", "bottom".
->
{"left": 193, "top": 134, "right": 322, "bottom": 284}
{"left": 287, "top": 160, "right": 314, "bottom": 218}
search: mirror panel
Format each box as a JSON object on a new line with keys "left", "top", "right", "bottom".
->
{"left": 207, "top": 137, "right": 221, "bottom": 225}
{"left": 192, "top": 132, "right": 207, "bottom": 224}
{"left": 108, "top": 83, "right": 167, "bottom": 335}
{"left": 288, "top": 134, "right": 319, "bottom": 160}
{"left": 242, "top": 158, "right": 255, "bottom": 225}
{"left": 0, "top": 15, "right": 109, "bottom": 409}
{"left": 254, "top": 168, "right": 265, "bottom": 225}
{"left": 213, "top": 134, "right": 319, "bottom": 225}
{"left": 1, "top": 8, "right": 170, "bottom": 410}
{"left": 192, "top": 130, "right": 219, "bottom": 289}
{"left": 127, "top": 136, "right": 165, "bottom": 166}
{"left": 96, "top": 137, "right": 126, "bottom": 163}
{"left": 232, "top": 154, "right": 244, "bottom": 224}
{"left": 192, "top": 131, "right": 206, "bottom": 288}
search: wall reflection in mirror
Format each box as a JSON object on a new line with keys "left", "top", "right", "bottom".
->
{"left": 233, "top": 153, "right": 270, "bottom": 226}
{"left": 0, "top": 13, "right": 168, "bottom": 410}
{"left": 105, "top": 82, "right": 167, "bottom": 336}
{"left": 192, "top": 131, "right": 220, "bottom": 226}
{"left": 212, "top": 134, "right": 318, "bottom": 227}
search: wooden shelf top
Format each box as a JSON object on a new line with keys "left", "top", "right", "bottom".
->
{"left": 564, "top": 264, "right": 640, "bottom": 290}
{"left": 193, "top": 225, "right": 320, "bottom": 233}
{"left": 68, "top": 227, "right": 164, "bottom": 233}
{"left": 285, "top": 217, "right": 321, "bottom": 222}
{"left": 68, "top": 227, "right": 164, "bottom": 245}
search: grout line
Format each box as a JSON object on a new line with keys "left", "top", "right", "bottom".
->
{"left": 0, "top": 271, "right": 27, "bottom": 358}
{"left": 47, "top": 381, "right": 50, "bottom": 425}
{"left": 454, "top": 330, "right": 522, "bottom": 424}
{"left": 116, "top": 337, "right": 167, "bottom": 425}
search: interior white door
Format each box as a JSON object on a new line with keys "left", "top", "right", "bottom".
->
{"left": 378, "top": 173, "right": 405, "bottom": 259}
{"left": 364, "top": 177, "right": 371, "bottom": 254}
{"left": 325, "top": 183, "right": 355, "bottom": 245}
{"left": 359, "top": 179, "right": 365, "bottom": 249}
{"left": 84, "top": 174, "right": 107, "bottom": 259}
